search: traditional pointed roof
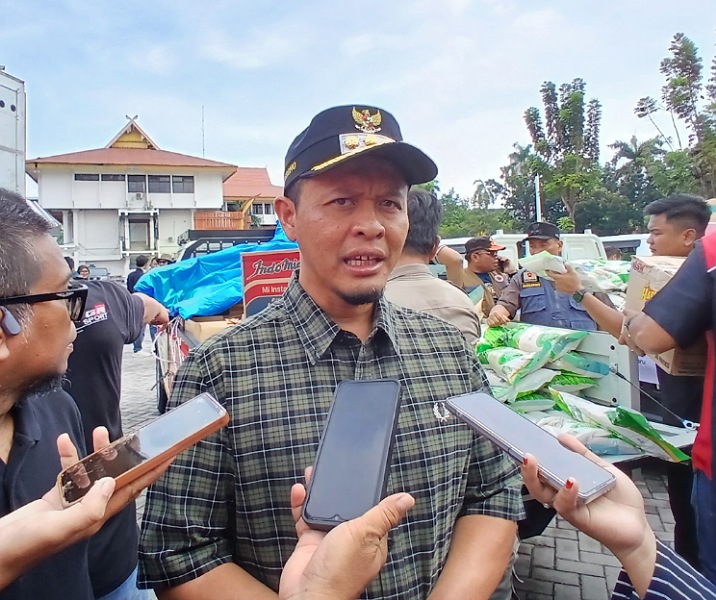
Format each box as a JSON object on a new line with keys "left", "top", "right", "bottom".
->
{"left": 105, "top": 116, "right": 159, "bottom": 149}
{"left": 223, "top": 167, "right": 283, "bottom": 199}
{"left": 26, "top": 117, "right": 237, "bottom": 181}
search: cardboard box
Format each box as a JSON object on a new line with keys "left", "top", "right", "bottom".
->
{"left": 626, "top": 255, "right": 706, "bottom": 376}
{"left": 241, "top": 249, "right": 300, "bottom": 317}
{"left": 184, "top": 317, "right": 237, "bottom": 343}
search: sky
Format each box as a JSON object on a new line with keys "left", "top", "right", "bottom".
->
{"left": 2, "top": 0, "right": 716, "bottom": 198}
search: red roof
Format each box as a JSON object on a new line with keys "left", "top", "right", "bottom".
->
{"left": 223, "top": 167, "right": 283, "bottom": 199}
{"left": 27, "top": 147, "right": 236, "bottom": 171}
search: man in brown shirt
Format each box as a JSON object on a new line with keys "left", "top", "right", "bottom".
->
{"left": 385, "top": 189, "right": 481, "bottom": 346}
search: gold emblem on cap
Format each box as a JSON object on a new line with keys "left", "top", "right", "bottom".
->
{"left": 284, "top": 161, "right": 297, "bottom": 180}
{"left": 344, "top": 135, "right": 360, "bottom": 149}
{"left": 352, "top": 107, "right": 382, "bottom": 133}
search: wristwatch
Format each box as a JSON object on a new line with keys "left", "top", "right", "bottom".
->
{"left": 572, "top": 289, "right": 589, "bottom": 303}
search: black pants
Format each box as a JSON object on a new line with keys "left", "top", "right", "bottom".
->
{"left": 667, "top": 461, "right": 700, "bottom": 570}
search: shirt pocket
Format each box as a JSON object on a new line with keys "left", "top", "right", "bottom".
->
{"left": 519, "top": 286, "right": 546, "bottom": 314}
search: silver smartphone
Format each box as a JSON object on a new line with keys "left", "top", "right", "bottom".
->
{"left": 445, "top": 391, "right": 616, "bottom": 503}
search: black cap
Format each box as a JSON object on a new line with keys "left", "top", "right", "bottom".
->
{"left": 524, "top": 222, "right": 560, "bottom": 241}
{"left": 465, "top": 236, "right": 506, "bottom": 255}
{"left": 283, "top": 105, "right": 438, "bottom": 191}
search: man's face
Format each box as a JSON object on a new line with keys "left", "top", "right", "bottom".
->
{"left": 528, "top": 237, "right": 562, "bottom": 256}
{"left": 276, "top": 155, "right": 409, "bottom": 310}
{"left": 647, "top": 214, "right": 695, "bottom": 257}
{"left": 1, "top": 234, "right": 77, "bottom": 400}
{"left": 468, "top": 250, "right": 498, "bottom": 273}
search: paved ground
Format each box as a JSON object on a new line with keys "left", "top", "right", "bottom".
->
{"left": 121, "top": 336, "right": 678, "bottom": 599}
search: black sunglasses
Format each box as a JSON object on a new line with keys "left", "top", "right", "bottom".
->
{"left": 0, "top": 282, "right": 89, "bottom": 321}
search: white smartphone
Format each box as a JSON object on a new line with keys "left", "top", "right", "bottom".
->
{"left": 58, "top": 392, "right": 229, "bottom": 506}
{"left": 445, "top": 391, "right": 616, "bottom": 503}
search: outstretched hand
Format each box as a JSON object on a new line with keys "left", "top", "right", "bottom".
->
{"left": 280, "top": 469, "right": 414, "bottom": 600}
{"left": 547, "top": 264, "right": 582, "bottom": 295}
{"left": 521, "top": 434, "right": 657, "bottom": 597}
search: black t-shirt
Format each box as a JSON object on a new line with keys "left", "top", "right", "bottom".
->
{"left": 62, "top": 280, "right": 144, "bottom": 596}
{"left": 643, "top": 243, "right": 714, "bottom": 476}
{"left": 65, "top": 281, "right": 143, "bottom": 449}
{"left": 126, "top": 268, "right": 144, "bottom": 294}
{"left": 0, "top": 391, "right": 93, "bottom": 600}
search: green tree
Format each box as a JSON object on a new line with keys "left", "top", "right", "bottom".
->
{"left": 636, "top": 32, "right": 716, "bottom": 198}
{"left": 523, "top": 79, "right": 603, "bottom": 220}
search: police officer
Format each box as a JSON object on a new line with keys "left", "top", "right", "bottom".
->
{"left": 486, "top": 222, "right": 598, "bottom": 330}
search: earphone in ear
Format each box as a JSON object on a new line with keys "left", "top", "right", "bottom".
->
{"left": 0, "top": 307, "right": 22, "bottom": 336}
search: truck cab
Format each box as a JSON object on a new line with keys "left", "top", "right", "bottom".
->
{"left": 441, "top": 231, "right": 607, "bottom": 267}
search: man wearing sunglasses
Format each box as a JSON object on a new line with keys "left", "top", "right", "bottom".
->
{"left": 463, "top": 237, "right": 512, "bottom": 317}
{"left": 0, "top": 190, "right": 170, "bottom": 600}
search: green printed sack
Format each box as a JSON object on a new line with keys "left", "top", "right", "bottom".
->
{"left": 550, "top": 389, "right": 689, "bottom": 462}
{"left": 485, "top": 369, "right": 557, "bottom": 403}
{"left": 485, "top": 324, "right": 588, "bottom": 362}
{"left": 549, "top": 372, "right": 597, "bottom": 393}
{"left": 548, "top": 352, "right": 610, "bottom": 378}
{"left": 477, "top": 347, "right": 550, "bottom": 385}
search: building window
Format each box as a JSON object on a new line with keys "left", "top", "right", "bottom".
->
{"left": 128, "top": 175, "right": 146, "bottom": 193}
{"left": 172, "top": 175, "right": 194, "bottom": 193}
{"left": 252, "top": 203, "right": 265, "bottom": 215}
{"left": 148, "top": 175, "right": 171, "bottom": 193}
{"left": 74, "top": 173, "right": 99, "bottom": 181}
{"left": 101, "top": 174, "right": 126, "bottom": 182}
{"left": 265, "top": 203, "right": 274, "bottom": 214}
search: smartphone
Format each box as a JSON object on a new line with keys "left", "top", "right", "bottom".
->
{"left": 302, "top": 379, "right": 402, "bottom": 531}
{"left": 58, "top": 392, "right": 229, "bottom": 506}
{"left": 445, "top": 392, "right": 616, "bottom": 503}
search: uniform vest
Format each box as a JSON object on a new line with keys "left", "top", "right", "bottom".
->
{"left": 518, "top": 270, "right": 597, "bottom": 331}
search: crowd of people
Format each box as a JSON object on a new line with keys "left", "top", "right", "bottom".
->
{"left": 0, "top": 102, "right": 715, "bottom": 600}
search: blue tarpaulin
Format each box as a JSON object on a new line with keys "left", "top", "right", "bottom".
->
{"left": 135, "top": 222, "right": 299, "bottom": 319}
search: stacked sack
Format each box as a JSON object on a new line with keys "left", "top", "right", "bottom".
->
{"left": 477, "top": 324, "right": 688, "bottom": 462}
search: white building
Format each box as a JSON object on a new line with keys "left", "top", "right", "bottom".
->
{"left": 0, "top": 68, "right": 26, "bottom": 196}
{"left": 27, "top": 118, "right": 237, "bottom": 276}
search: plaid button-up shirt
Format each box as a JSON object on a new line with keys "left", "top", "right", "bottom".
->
{"left": 139, "top": 277, "right": 525, "bottom": 598}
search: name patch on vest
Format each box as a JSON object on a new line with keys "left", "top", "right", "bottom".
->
{"left": 522, "top": 271, "right": 539, "bottom": 284}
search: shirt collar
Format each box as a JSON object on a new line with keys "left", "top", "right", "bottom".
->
{"left": 387, "top": 263, "right": 433, "bottom": 281}
{"left": 283, "top": 274, "right": 403, "bottom": 364}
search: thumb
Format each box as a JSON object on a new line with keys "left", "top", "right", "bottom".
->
{"left": 360, "top": 493, "right": 415, "bottom": 537}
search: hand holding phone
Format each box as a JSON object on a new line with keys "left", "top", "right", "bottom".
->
{"left": 302, "top": 379, "right": 402, "bottom": 531}
{"left": 520, "top": 433, "right": 655, "bottom": 572}
{"left": 58, "top": 392, "right": 229, "bottom": 506}
{"left": 445, "top": 392, "right": 615, "bottom": 503}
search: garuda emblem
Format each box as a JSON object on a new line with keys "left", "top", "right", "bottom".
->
{"left": 352, "top": 107, "right": 382, "bottom": 133}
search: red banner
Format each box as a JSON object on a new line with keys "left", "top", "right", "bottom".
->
{"left": 241, "top": 249, "right": 301, "bottom": 317}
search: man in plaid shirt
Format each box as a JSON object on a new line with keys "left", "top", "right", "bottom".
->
{"left": 139, "top": 105, "right": 525, "bottom": 599}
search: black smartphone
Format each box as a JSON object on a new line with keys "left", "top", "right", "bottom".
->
{"left": 302, "top": 379, "right": 402, "bottom": 530}
{"left": 58, "top": 392, "right": 229, "bottom": 506}
{"left": 445, "top": 392, "right": 616, "bottom": 503}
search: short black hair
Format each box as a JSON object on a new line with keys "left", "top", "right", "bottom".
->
{"left": 644, "top": 194, "right": 711, "bottom": 237}
{"left": 135, "top": 255, "right": 149, "bottom": 268}
{"left": 64, "top": 256, "right": 75, "bottom": 271}
{"left": 0, "top": 189, "right": 52, "bottom": 323}
{"left": 78, "top": 264, "right": 90, "bottom": 272}
{"left": 284, "top": 178, "right": 304, "bottom": 205}
{"left": 403, "top": 187, "right": 442, "bottom": 256}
